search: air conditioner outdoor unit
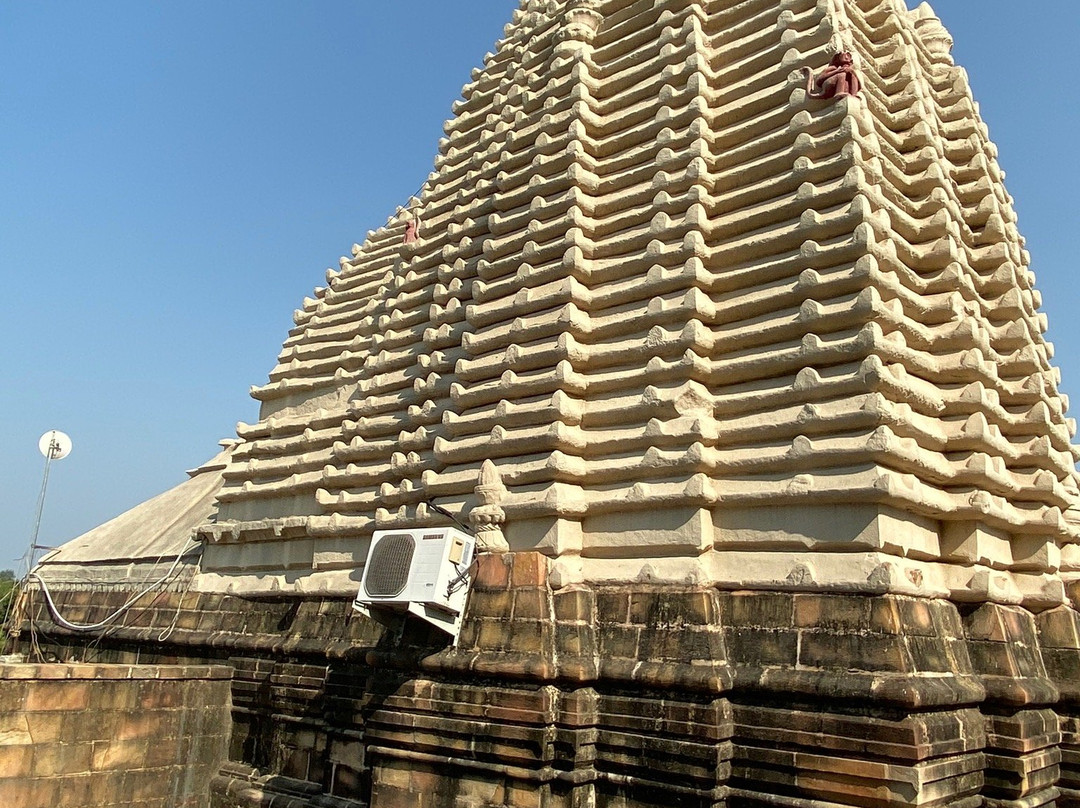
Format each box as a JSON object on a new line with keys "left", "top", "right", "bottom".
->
{"left": 353, "top": 527, "right": 476, "bottom": 639}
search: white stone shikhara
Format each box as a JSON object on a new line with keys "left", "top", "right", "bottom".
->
{"left": 193, "top": 0, "right": 1080, "bottom": 608}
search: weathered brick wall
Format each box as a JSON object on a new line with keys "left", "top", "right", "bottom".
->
{"left": 0, "top": 663, "right": 232, "bottom": 808}
{"left": 19, "top": 554, "right": 1080, "bottom": 808}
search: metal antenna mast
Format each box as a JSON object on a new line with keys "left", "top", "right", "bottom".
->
{"left": 3, "top": 431, "right": 72, "bottom": 652}
{"left": 22, "top": 430, "right": 72, "bottom": 576}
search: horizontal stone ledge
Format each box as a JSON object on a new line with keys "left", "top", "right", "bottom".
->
{"left": 976, "top": 673, "right": 1061, "bottom": 708}
{"left": 370, "top": 744, "right": 729, "bottom": 801}
{"left": 365, "top": 744, "right": 591, "bottom": 788}
{"left": 725, "top": 788, "right": 983, "bottom": 808}
{"left": 741, "top": 668, "right": 987, "bottom": 709}
{"left": 230, "top": 705, "right": 329, "bottom": 728}
{"left": 0, "top": 663, "right": 233, "bottom": 681}
{"left": 210, "top": 762, "right": 367, "bottom": 808}
{"left": 20, "top": 620, "right": 377, "bottom": 660}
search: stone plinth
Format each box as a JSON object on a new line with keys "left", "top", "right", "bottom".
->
{"left": 15, "top": 552, "right": 1080, "bottom": 807}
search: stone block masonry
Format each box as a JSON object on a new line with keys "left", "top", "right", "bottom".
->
{"left": 0, "top": 663, "right": 232, "bottom": 808}
{"left": 18, "top": 0, "right": 1080, "bottom": 805}
{"left": 17, "top": 552, "right": 1080, "bottom": 807}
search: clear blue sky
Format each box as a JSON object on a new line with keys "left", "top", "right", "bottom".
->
{"left": 2, "top": 2, "right": 1079, "bottom": 571}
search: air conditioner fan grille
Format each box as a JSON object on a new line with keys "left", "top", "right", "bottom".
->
{"left": 364, "top": 533, "right": 415, "bottom": 597}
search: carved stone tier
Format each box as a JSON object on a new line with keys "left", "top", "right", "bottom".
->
{"left": 24, "top": 1, "right": 1080, "bottom": 806}
{"left": 183, "top": 0, "right": 1079, "bottom": 608}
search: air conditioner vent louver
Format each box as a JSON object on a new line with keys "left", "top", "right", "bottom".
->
{"left": 364, "top": 532, "right": 415, "bottom": 597}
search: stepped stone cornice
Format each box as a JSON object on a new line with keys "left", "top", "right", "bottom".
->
{"left": 190, "top": 0, "right": 1080, "bottom": 610}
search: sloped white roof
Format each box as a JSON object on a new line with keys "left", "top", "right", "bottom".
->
{"left": 33, "top": 445, "right": 233, "bottom": 586}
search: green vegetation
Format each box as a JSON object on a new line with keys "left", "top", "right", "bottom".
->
{"left": 0, "top": 570, "right": 14, "bottom": 606}
{"left": 0, "top": 571, "right": 14, "bottom": 654}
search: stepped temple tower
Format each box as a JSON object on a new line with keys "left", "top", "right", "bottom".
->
{"left": 15, "top": 2, "right": 1080, "bottom": 807}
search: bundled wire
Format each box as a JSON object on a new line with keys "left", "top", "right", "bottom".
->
{"left": 26, "top": 541, "right": 202, "bottom": 634}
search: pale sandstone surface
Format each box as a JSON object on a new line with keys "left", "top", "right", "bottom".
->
{"left": 20, "top": 5, "right": 1080, "bottom": 808}
{"left": 195, "top": 0, "right": 1080, "bottom": 604}
{"left": 41, "top": 0, "right": 1080, "bottom": 608}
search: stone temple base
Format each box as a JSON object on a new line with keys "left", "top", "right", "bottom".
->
{"left": 18, "top": 552, "right": 1080, "bottom": 808}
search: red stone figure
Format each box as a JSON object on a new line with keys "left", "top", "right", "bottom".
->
{"left": 802, "top": 51, "right": 861, "bottom": 100}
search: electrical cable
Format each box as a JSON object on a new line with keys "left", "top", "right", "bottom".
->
{"left": 91, "top": 537, "right": 199, "bottom": 647}
{"left": 425, "top": 498, "right": 472, "bottom": 535}
{"left": 157, "top": 559, "right": 199, "bottom": 642}
{"left": 26, "top": 541, "right": 202, "bottom": 634}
